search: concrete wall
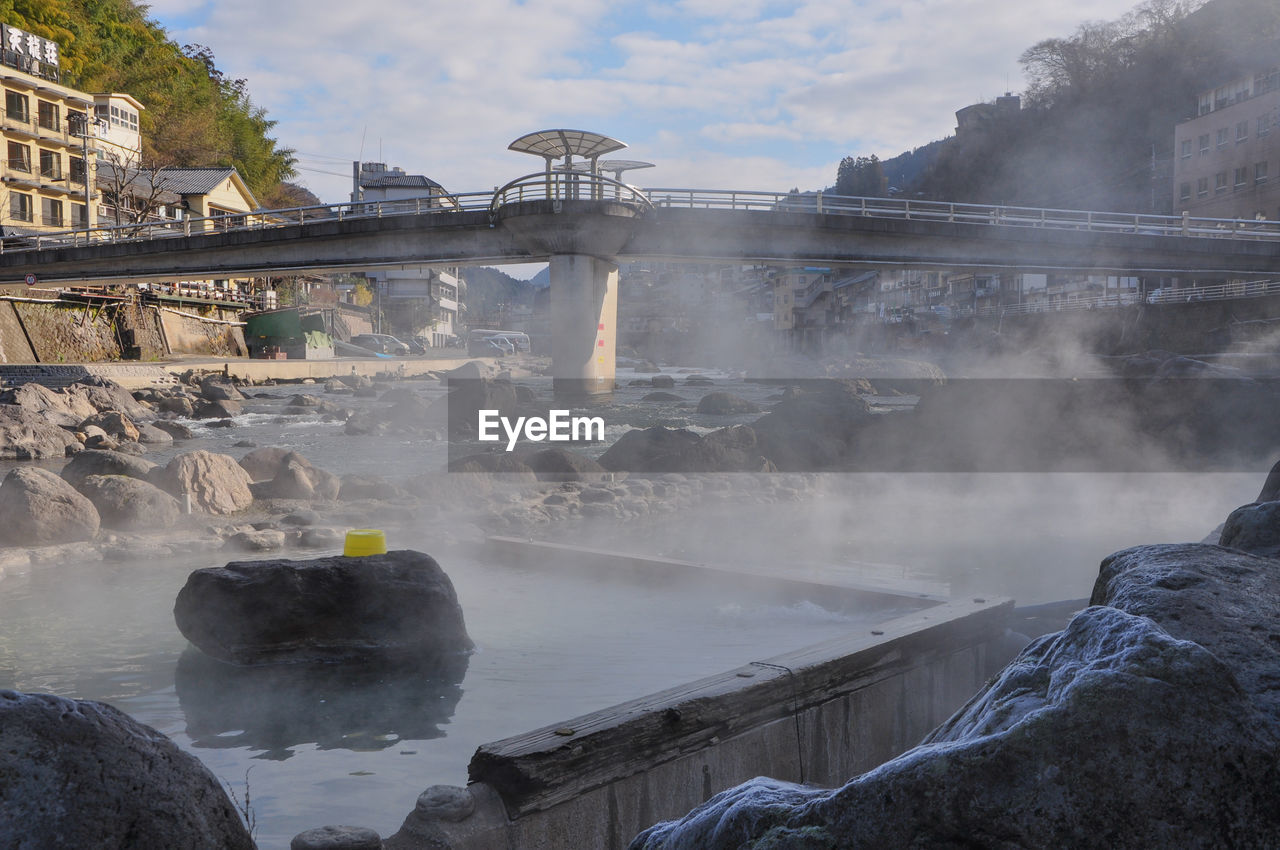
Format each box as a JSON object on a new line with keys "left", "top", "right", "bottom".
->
{"left": 13, "top": 300, "right": 122, "bottom": 362}
{"left": 157, "top": 307, "right": 247, "bottom": 357}
{"left": 0, "top": 302, "right": 35, "bottom": 363}
{"left": 383, "top": 598, "right": 1012, "bottom": 850}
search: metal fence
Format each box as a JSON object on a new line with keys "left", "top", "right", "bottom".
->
{"left": 6, "top": 184, "right": 1280, "bottom": 256}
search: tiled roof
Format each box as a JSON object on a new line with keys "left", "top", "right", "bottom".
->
{"left": 149, "top": 167, "right": 238, "bottom": 195}
{"left": 360, "top": 174, "right": 443, "bottom": 190}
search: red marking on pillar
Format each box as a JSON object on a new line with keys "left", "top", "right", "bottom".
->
{"left": 598, "top": 323, "right": 605, "bottom": 330}
{"left": 597, "top": 340, "right": 605, "bottom": 347}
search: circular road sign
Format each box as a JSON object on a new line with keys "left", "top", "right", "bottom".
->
{"left": 24, "top": 273, "right": 36, "bottom": 285}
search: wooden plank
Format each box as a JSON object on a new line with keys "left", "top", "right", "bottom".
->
{"left": 468, "top": 596, "right": 1012, "bottom": 816}
{"left": 483, "top": 536, "right": 949, "bottom": 607}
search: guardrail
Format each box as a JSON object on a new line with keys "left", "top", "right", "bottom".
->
{"left": 646, "top": 188, "right": 1280, "bottom": 241}
{"left": 0, "top": 192, "right": 495, "bottom": 255}
{"left": 489, "top": 171, "right": 654, "bottom": 217}
{"left": 893, "top": 277, "right": 1280, "bottom": 320}
{"left": 5, "top": 185, "right": 1280, "bottom": 258}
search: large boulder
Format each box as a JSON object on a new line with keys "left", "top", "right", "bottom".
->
{"left": 156, "top": 450, "right": 254, "bottom": 515}
{"left": 631, "top": 542, "right": 1280, "bottom": 849}
{"left": 61, "top": 448, "right": 158, "bottom": 490}
{"left": 200, "top": 379, "right": 245, "bottom": 402}
{"left": 1, "top": 382, "right": 98, "bottom": 427}
{"left": 598, "top": 426, "right": 773, "bottom": 473}
{"left": 0, "top": 690, "right": 253, "bottom": 849}
{"left": 749, "top": 382, "right": 875, "bottom": 471}
{"left": 696, "top": 392, "right": 759, "bottom": 415}
{"left": 0, "top": 404, "right": 81, "bottom": 459}
{"left": 237, "top": 446, "right": 299, "bottom": 481}
{"left": 519, "top": 447, "right": 611, "bottom": 482}
{"left": 435, "top": 378, "right": 518, "bottom": 435}
{"left": 173, "top": 550, "right": 474, "bottom": 665}
{"left": 597, "top": 426, "right": 703, "bottom": 472}
{"left": 0, "top": 467, "right": 100, "bottom": 546}
{"left": 78, "top": 474, "right": 181, "bottom": 531}
{"left": 77, "top": 410, "right": 140, "bottom": 443}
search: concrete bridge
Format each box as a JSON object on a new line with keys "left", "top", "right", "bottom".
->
{"left": 4, "top": 171, "right": 1280, "bottom": 396}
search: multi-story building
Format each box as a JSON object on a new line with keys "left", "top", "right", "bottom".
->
{"left": 1174, "top": 51, "right": 1280, "bottom": 220}
{"left": 0, "top": 23, "right": 97, "bottom": 234}
{"left": 353, "top": 162, "right": 464, "bottom": 344}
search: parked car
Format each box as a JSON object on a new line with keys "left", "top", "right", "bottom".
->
{"left": 405, "top": 336, "right": 429, "bottom": 355}
{"left": 485, "top": 336, "right": 515, "bottom": 356}
{"left": 350, "top": 333, "right": 411, "bottom": 355}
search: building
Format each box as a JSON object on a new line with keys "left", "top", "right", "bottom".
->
{"left": 0, "top": 23, "right": 97, "bottom": 234}
{"left": 1174, "top": 51, "right": 1280, "bottom": 220}
{"left": 354, "top": 161, "right": 464, "bottom": 345}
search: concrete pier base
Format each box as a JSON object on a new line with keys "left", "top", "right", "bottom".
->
{"left": 549, "top": 254, "right": 618, "bottom": 399}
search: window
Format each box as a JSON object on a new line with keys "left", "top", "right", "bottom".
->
{"left": 41, "top": 197, "right": 62, "bottom": 227}
{"left": 69, "top": 156, "right": 85, "bottom": 184}
{"left": 1179, "top": 183, "right": 1191, "bottom": 201}
{"left": 9, "top": 191, "right": 32, "bottom": 222}
{"left": 66, "top": 110, "right": 86, "bottom": 136}
{"left": 1197, "top": 177, "right": 1209, "bottom": 196}
{"left": 7, "top": 141, "right": 30, "bottom": 173}
{"left": 1199, "top": 133, "right": 1211, "bottom": 153}
{"left": 1238, "top": 120, "right": 1250, "bottom": 141}
{"left": 1235, "top": 167, "right": 1248, "bottom": 187}
{"left": 5, "top": 90, "right": 27, "bottom": 122}
{"left": 1217, "top": 128, "right": 1229, "bottom": 148}
{"left": 1257, "top": 162, "right": 1270, "bottom": 183}
{"left": 38, "top": 149, "right": 60, "bottom": 180}
{"left": 1215, "top": 171, "right": 1228, "bottom": 193}
{"left": 36, "top": 100, "right": 58, "bottom": 132}
{"left": 1259, "top": 114, "right": 1273, "bottom": 137}
{"left": 1181, "top": 139, "right": 1192, "bottom": 158}
{"left": 71, "top": 203, "right": 86, "bottom": 226}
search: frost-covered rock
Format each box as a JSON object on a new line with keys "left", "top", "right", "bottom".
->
{"left": 0, "top": 690, "right": 253, "bottom": 849}
{"left": 632, "top": 543, "right": 1280, "bottom": 849}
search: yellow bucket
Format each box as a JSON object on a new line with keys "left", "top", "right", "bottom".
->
{"left": 343, "top": 529, "right": 387, "bottom": 557}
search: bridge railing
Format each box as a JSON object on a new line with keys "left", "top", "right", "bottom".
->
{"left": 5, "top": 185, "right": 1280, "bottom": 258}
{"left": 0, "top": 192, "right": 495, "bottom": 255}
{"left": 489, "top": 172, "right": 654, "bottom": 218}
{"left": 644, "top": 188, "right": 1280, "bottom": 242}
{"left": 939, "top": 277, "right": 1280, "bottom": 318}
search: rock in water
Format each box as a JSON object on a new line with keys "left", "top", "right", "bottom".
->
{"left": 174, "top": 550, "right": 474, "bottom": 665}
{"left": 0, "top": 466, "right": 100, "bottom": 546}
{"left": 157, "top": 450, "right": 254, "bottom": 515}
{"left": 631, "top": 542, "right": 1280, "bottom": 849}
{"left": 0, "top": 690, "right": 254, "bottom": 850}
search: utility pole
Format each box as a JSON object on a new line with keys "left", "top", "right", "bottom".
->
{"left": 69, "top": 111, "right": 92, "bottom": 232}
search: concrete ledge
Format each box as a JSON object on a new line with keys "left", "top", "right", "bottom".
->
{"left": 382, "top": 596, "right": 1013, "bottom": 850}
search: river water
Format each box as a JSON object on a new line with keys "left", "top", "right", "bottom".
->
{"left": 0, "top": 366, "right": 1265, "bottom": 847}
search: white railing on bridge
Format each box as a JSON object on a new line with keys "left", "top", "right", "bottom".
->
{"left": 5, "top": 186, "right": 1280, "bottom": 256}
{"left": 644, "top": 188, "right": 1280, "bottom": 242}
{"left": 936, "top": 277, "right": 1280, "bottom": 319}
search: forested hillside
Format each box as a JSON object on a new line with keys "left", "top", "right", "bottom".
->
{"left": 0, "top": 0, "right": 294, "bottom": 199}
{"left": 839, "top": 0, "right": 1280, "bottom": 213}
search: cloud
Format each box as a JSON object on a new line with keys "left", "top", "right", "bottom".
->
{"left": 145, "top": 0, "right": 1145, "bottom": 201}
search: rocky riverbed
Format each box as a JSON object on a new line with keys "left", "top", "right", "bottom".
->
{"left": 2, "top": 352, "right": 1280, "bottom": 848}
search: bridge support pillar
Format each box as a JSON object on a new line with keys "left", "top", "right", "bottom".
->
{"left": 549, "top": 254, "right": 617, "bottom": 399}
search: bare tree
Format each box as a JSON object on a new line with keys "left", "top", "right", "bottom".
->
{"left": 96, "top": 146, "right": 179, "bottom": 232}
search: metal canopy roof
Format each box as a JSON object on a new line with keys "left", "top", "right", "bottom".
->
{"left": 597, "top": 159, "right": 654, "bottom": 173}
{"left": 508, "top": 129, "right": 627, "bottom": 162}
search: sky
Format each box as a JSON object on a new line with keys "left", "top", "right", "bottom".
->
{"left": 142, "top": 0, "right": 1145, "bottom": 209}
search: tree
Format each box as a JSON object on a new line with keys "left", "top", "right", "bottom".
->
{"left": 96, "top": 147, "right": 177, "bottom": 229}
{"left": 836, "top": 155, "right": 885, "bottom": 197}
